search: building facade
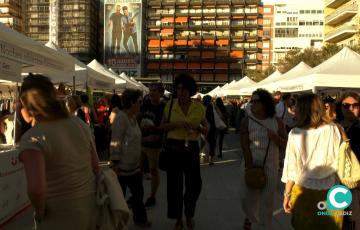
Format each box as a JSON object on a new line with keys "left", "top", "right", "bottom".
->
{"left": 145, "top": 0, "right": 264, "bottom": 86}
{"left": 324, "top": 0, "right": 360, "bottom": 46}
{"left": 262, "top": 4, "right": 274, "bottom": 70}
{"left": 24, "top": 0, "right": 100, "bottom": 63}
{"left": 270, "top": 1, "right": 324, "bottom": 65}
{"left": 0, "top": 0, "right": 22, "bottom": 32}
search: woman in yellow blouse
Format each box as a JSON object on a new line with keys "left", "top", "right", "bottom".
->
{"left": 161, "top": 74, "right": 207, "bottom": 230}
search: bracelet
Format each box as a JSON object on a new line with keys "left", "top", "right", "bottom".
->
{"left": 284, "top": 191, "right": 291, "bottom": 198}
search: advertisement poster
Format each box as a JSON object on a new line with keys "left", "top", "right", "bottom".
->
{"left": 104, "top": 0, "right": 141, "bottom": 77}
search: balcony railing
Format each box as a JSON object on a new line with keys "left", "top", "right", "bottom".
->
{"left": 324, "top": 24, "right": 357, "bottom": 42}
{"left": 325, "top": 3, "right": 358, "bottom": 25}
{"left": 325, "top": 0, "right": 350, "bottom": 8}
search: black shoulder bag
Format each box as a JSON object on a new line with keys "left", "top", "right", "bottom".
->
{"left": 158, "top": 98, "right": 174, "bottom": 171}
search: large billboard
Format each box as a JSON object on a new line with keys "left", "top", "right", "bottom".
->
{"left": 104, "top": 0, "right": 142, "bottom": 77}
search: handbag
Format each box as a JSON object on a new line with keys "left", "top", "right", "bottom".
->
{"left": 213, "top": 104, "right": 227, "bottom": 130}
{"left": 337, "top": 125, "right": 360, "bottom": 189}
{"left": 158, "top": 98, "right": 174, "bottom": 171}
{"left": 244, "top": 116, "right": 271, "bottom": 190}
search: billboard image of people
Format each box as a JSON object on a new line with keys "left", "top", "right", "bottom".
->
{"left": 104, "top": 0, "right": 141, "bottom": 77}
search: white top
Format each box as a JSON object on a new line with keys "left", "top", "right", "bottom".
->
{"left": 248, "top": 114, "right": 279, "bottom": 166}
{"left": 281, "top": 123, "right": 341, "bottom": 190}
{"left": 110, "top": 111, "right": 142, "bottom": 176}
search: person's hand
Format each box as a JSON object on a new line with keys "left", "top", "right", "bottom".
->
{"left": 184, "top": 122, "right": 198, "bottom": 131}
{"left": 283, "top": 196, "right": 292, "bottom": 214}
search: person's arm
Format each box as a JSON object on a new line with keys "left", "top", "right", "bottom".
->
{"left": 239, "top": 117, "right": 253, "bottom": 168}
{"left": 283, "top": 180, "right": 295, "bottom": 214}
{"left": 159, "top": 114, "right": 185, "bottom": 132}
{"left": 19, "top": 150, "right": 47, "bottom": 220}
{"left": 267, "top": 118, "right": 288, "bottom": 146}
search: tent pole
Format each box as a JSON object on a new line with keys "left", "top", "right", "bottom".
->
{"left": 72, "top": 76, "right": 75, "bottom": 95}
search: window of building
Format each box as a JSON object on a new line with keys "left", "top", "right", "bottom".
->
{"left": 317, "top": 10, "right": 323, "bottom": 14}
{"left": 300, "top": 10, "right": 304, "bottom": 14}
{"left": 305, "top": 10, "right": 310, "bottom": 14}
{"left": 311, "top": 10, "right": 316, "bottom": 14}
{"left": 264, "top": 7, "right": 271, "bottom": 13}
{"left": 263, "top": 42, "right": 270, "bottom": 48}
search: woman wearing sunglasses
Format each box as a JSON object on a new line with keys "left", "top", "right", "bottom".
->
{"left": 336, "top": 91, "right": 360, "bottom": 230}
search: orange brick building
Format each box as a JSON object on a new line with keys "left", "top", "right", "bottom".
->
{"left": 145, "top": 0, "right": 264, "bottom": 87}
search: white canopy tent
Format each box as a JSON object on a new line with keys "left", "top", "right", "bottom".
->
{"left": 118, "top": 72, "right": 142, "bottom": 90}
{"left": 217, "top": 76, "right": 256, "bottom": 96}
{"left": 0, "top": 23, "right": 75, "bottom": 83}
{"left": 206, "top": 86, "right": 221, "bottom": 97}
{"left": 87, "top": 60, "right": 125, "bottom": 90}
{"left": 275, "top": 47, "right": 360, "bottom": 93}
{"left": 239, "top": 62, "right": 311, "bottom": 95}
{"left": 44, "top": 42, "right": 116, "bottom": 91}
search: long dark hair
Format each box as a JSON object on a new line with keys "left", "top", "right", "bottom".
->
{"left": 215, "top": 97, "right": 227, "bottom": 115}
{"left": 335, "top": 91, "right": 360, "bottom": 122}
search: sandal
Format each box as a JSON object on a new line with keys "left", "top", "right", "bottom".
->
{"left": 243, "top": 218, "right": 251, "bottom": 230}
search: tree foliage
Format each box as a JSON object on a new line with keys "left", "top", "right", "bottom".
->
{"left": 246, "top": 65, "right": 276, "bottom": 82}
{"left": 277, "top": 44, "right": 343, "bottom": 73}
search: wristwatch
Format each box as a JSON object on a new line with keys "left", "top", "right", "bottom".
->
{"left": 284, "top": 191, "right": 291, "bottom": 198}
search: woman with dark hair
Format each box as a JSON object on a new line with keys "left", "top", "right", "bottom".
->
{"left": 202, "top": 95, "right": 216, "bottom": 164}
{"left": 215, "top": 97, "right": 228, "bottom": 158}
{"left": 336, "top": 91, "right": 360, "bottom": 230}
{"left": 110, "top": 89, "right": 151, "bottom": 228}
{"left": 282, "top": 93, "right": 343, "bottom": 229}
{"left": 240, "top": 89, "right": 287, "bottom": 230}
{"left": 18, "top": 74, "right": 99, "bottom": 230}
{"left": 161, "top": 74, "right": 207, "bottom": 230}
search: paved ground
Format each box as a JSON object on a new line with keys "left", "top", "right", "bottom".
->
{"left": 3, "top": 131, "right": 293, "bottom": 230}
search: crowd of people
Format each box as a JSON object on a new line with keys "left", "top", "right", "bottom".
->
{"left": 15, "top": 73, "right": 360, "bottom": 230}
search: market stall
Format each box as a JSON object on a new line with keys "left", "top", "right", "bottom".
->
{"left": 239, "top": 62, "right": 311, "bottom": 95}
{"left": 0, "top": 22, "right": 77, "bottom": 226}
{"left": 275, "top": 47, "right": 360, "bottom": 93}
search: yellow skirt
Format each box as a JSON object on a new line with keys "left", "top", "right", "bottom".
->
{"left": 290, "top": 185, "right": 343, "bottom": 230}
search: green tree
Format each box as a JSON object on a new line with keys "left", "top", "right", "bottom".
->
{"left": 276, "top": 44, "right": 344, "bottom": 73}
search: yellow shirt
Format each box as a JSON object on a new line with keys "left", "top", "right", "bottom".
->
{"left": 164, "top": 99, "right": 205, "bottom": 141}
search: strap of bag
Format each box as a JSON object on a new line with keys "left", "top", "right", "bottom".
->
{"left": 163, "top": 98, "right": 174, "bottom": 141}
{"left": 248, "top": 116, "right": 271, "bottom": 167}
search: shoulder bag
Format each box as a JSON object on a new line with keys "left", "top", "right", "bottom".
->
{"left": 244, "top": 116, "right": 271, "bottom": 190}
{"left": 336, "top": 125, "right": 360, "bottom": 189}
{"left": 158, "top": 98, "right": 174, "bottom": 171}
{"left": 213, "top": 104, "right": 227, "bottom": 130}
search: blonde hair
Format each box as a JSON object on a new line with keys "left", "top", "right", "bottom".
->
{"left": 20, "top": 74, "right": 69, "bottom": 121}
{"left": 295, "top": 93, "right": 331, "bottom": 128}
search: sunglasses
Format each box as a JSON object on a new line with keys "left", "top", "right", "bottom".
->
{"left": 342, "top": 103, "right": 360, "bottom": 110}
{"left": 250, "top": 99, "right": 261, "bottom": 103}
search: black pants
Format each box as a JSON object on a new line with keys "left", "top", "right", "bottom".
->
{"left": 218, "top": 129, "right": 225, "bottom": 155}
{"left": 123, "top": 32, "right": 138, "bottom": 53}
{"left": 118, "top": 172, "right": 148, "bottom": 223}
{"left": 111, "top": 31, "right": 122, "bottom": 53}
{"left": 166, "top": 139, "right": 202, "bottom": 219}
